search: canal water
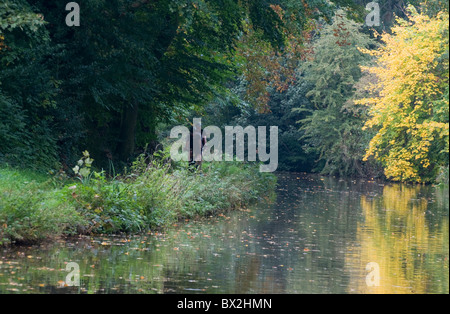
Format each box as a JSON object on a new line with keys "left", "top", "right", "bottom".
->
{"left": 0, "top": 173, "right": 448, "bottom": 294}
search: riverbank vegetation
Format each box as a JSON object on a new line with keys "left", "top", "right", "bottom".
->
{"left": 0, "top": 152, "right": 276, "bottom": 246}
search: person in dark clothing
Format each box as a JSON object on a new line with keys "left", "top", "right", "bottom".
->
{"left": 187, "top": 125, "right": 207, "bottom": 171}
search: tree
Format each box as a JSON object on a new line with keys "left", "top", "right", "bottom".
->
{"left": 357, "top": 6, "right": 449, "bottom": 183}
{"left": 294, "top": 11, "right": 377, "bottom": 177}
{"left": 29, "top": 0, "right": 322, "bottom": 165}
{"left": 0, "top": 0, "right": 60, "bottom": 169}
{"left": 223, "top": 73, "right": 317, "bottom": 172}
{"left": 2, "top": 0, "right": 384, "bottom": 170}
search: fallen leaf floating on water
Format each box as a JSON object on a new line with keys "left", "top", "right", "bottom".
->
{"left": 57, "top": 280, "right": 67, "bottom": 288}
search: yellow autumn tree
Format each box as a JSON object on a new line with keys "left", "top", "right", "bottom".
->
{"left": 357, "top": 6, "right": 449, "bottom": 183}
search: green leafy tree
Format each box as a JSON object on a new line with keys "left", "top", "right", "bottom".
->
{"left": 30, "top": 0, "right": 365, "bottom": 165}
{"left": 225, "top": 74, "right": 317, "bottom": 172}
{"left": 29, "top": 0, "right": 299, "bottom": 165}
{"left": 294, "top": 11, "right": 379, "bottom": 177}
{"left": 0, "top": 0, "right": 60, "bottom": 169}
{"left": 1, "top": 0, "right": 383, "bottom": 171}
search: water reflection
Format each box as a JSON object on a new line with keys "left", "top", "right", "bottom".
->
{"left": 347, "top": 184, "right": 449, "bottom": 294}
{"left": 0, "top": 173, "right": 448, "bottom": 294}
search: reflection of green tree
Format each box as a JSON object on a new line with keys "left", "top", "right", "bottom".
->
{"left": 281, "top": 175, "right": 367, "bottom": 293}
{"left": 347, "top": 184, "right": 449, "bottom": 294}
{"left": 0, "top": 213, "right": 271, "bottom": 294}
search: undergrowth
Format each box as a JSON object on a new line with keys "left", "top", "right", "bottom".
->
{"left": 0, "top": 150, "right": 277, "bottom": 245}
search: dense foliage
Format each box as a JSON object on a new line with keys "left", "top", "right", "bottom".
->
{"left": 1, "top": 0, "right": 449, "bottom": 183}
{"left": 1, "top": 0, "right": 354, "bottom": 170}
{"left": 357, "top": 6, "right": 449, "bottom": 183}
{"left": 292, "top": 11, "right": 379, "bottom": 177}
{"left": 0, "top": 0, "right": 59, "bottom": 169}
{"left": 0, "top": 152, "right": 276, "bottom": 245}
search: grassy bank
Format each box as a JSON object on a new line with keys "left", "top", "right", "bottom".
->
{"left": 0, "top": 153, "right": 276, "bottom": 246}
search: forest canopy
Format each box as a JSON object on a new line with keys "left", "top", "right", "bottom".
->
{"left": 0, "top": 0, "right": 449, "bottom": 183}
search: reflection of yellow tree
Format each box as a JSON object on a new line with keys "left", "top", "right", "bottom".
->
{"left": 347, "top": 184, "right": 449, "bottom": 294}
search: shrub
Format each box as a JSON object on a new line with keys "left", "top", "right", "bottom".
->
{"left": 0, "top": 167, "right": 85, "bottom": 245}
{"left": 61, "top": 151, "right": 277, "bottom": 235}
{"left": 1, "top": 150, "right": 276, "bottom": 245}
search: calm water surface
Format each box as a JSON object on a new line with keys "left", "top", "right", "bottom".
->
{"left": 1, "top": 173, "right": 448, "bottom": 294}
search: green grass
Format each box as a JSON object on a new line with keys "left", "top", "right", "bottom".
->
{"left": 0, "top": 167, "right": 84, "bottom": 246}
{"left": 0, "top": 153, "right": 277, "bottom": 246}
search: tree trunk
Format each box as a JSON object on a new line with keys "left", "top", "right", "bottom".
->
{"left": 117, "top": 103, "right": 139, "bottom": 161}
